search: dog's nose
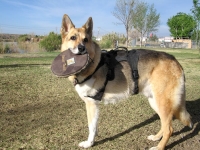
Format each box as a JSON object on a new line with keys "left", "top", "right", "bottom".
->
{"left": 78, "top": 44, "right": 85, "bottom": 53}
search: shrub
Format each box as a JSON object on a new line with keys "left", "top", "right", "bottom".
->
{"left": 18, "top": 34, "right": 30, "bottom": 42}
{"left": 97, "top": 33, "right": 126, "bottom": 49}
{"left": 39, "top": 32, "right": 61, "bottom": 52}
{"left": 99, "top": 39, "right": 112, "bottom": 49}
{"left": 4, "top": 44, "right": 10, "bottom": 53}
{"left": 0, "top": 43, "right": 10, "bottom": 53}
{"left": 0, "top": 43, "right": 3, "bottom": 53}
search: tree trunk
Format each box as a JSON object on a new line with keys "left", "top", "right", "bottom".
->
{"left": 196, "top": 22, "right": 199, "bottom": 49}
{"left": 126, "top": 27, "right": 129, "bottom": 48}
{"left": 140, "top": 32, "right": 143, "bottom": 47}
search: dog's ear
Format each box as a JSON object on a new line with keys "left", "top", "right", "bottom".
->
{"left": 61, "top": 14, "right": 75, "bottom": 36}
{"left": 82, "top": 17, "right": 93, "bottom": 38}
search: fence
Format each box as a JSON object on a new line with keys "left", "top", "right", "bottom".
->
{"left": 134, "top": 41, "right": 198, "bottom": 49}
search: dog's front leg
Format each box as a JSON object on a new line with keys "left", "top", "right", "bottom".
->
{"left": 79, "top": 100, "right": 99, "bottom": 148}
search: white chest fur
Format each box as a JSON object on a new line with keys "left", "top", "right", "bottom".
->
{"left": 75, "top": 77, "right": 98, "bottom": 101}
{"left": 75, "top": 77, "right": 129, "bottom": 104}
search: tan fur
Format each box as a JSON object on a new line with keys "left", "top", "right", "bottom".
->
{"left": 60, "top": 14, "right": 192, "bottom": 150}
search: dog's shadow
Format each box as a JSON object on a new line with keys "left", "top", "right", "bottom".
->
{"left": 95, "top": 98, "right": 200, "bottom": 149}
{"left": 95, "top": 113, "right": 159, "bottom": 146}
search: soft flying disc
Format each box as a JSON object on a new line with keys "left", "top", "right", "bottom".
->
{"left": 51, "top": 50, "right": 89, "bottom": 77}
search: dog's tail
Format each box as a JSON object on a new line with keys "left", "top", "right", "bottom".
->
{"left": 176, "top": 107, "right": 193, "bottom": 128}
{"left": 174, "top": 73, "right": 193, "bottom": 128}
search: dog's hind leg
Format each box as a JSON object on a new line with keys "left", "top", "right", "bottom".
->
{"left": 147, "top": 94, "right": 173, "bottom": 150}
{"left": 148, "top": 129, "right": 163, "bottom": 141}
{"left": 148, "top": 100, "right": 174, "bottom": 150}
{"left": 79, "top": 100, "right": 99, "bottom": 148}
{"left": 147, "top": 97, "right": 163, "bottom": 142}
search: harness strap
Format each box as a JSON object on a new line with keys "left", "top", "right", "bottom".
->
{"left": 74, "top": 55, "right": 105, "bottom": 85}
{"left": 87, "top": 51, "right": 118, "bottom": 100}
{"left": 87, "top": 74, "right": 108, "bottom": 100}
{"left": 127, "top": 50, "right": 139, "bottom": 94}
{"left": 75, "top": 48, "right": 140, "bottom": 101}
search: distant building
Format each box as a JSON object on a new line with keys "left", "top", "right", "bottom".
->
{"left": 158, "top": 37, "right": 174, "bottom": 42}
{"left": 172, "top": 39, "right": 192, "bottom": 49}
{"left": 139, "top": 37, "right": 148, "bottom": 42}
{"left": 158, "top": 37, "right": 192, "bottom": 49}
{"left": 96, "top": 37, "right": 102, "bottom": 41}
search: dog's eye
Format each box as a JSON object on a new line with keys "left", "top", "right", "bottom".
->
{"left": 70, "top": 36, "right": 76, "bottom": 40}
{"left": 83, "top": 38, "right": 88, "bottom": 42}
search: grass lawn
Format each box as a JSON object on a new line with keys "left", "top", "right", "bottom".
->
{"left": 0, "top": 48, "right": 200, "bottom": 150}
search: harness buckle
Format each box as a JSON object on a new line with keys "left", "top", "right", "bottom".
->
{"left": 133, "top": 70, "right": 139, "bottom": 79}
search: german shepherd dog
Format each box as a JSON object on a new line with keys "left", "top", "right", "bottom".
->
{"left": 60, "top": 14, "right": 192, "bottom": 150}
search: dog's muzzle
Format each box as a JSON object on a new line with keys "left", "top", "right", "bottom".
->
{"left": 78, "top": 44, "right": 87, "bottom": 55}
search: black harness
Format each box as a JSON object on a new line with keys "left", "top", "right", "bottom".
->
{"left": 75, "top": 47, "right": 140, "bottom": 101}
{"left": 127, "top": 50, "right": 139, "bottom": 94}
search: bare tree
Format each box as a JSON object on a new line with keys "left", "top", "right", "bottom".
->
{"left": 112, "top": 0, "right": 138, "bottom": 47}
{"left": 191, "top": 0, "right": 200, "bottom": 50}
{"left": 132, "top": 2, "right": 160, "bottom": 47}
{"left": 129, "top": 29, "right": 140, "bottom": 39}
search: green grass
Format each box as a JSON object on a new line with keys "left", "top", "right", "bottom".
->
{"left": 0, "top": 49, "right": 200, "bottom": 150}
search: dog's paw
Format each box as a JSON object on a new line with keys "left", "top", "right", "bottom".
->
{"left": 149, "top": 146, "right": 159, "bottom": 150}
{"left": 147, "top": 135, "right": 161, "bottom": 141}
{"left": 78, "top": 141, "right": 93, "bottom": 148}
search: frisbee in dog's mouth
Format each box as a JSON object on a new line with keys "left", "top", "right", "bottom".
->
{"left": 51, "top": 49, "right": 90, "bottom": 77}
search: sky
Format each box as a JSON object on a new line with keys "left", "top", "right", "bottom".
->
{"left": 0, "top": 0, "right": 194, "bottom": 38}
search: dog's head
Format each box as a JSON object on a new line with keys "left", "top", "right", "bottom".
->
{"left": 60, "top": 14, "right": 93, "bottom": 55}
